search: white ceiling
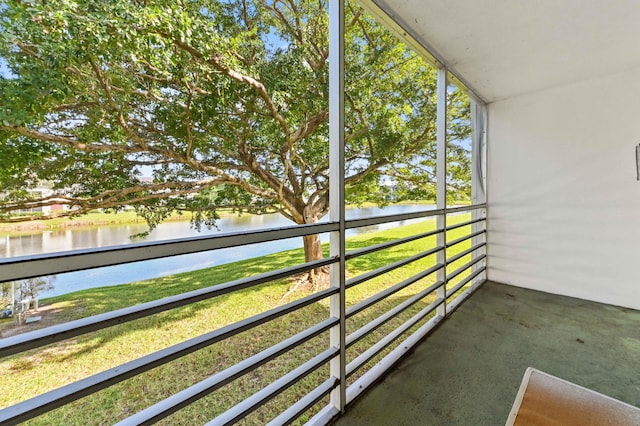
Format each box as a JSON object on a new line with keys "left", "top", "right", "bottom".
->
{"left": 373, "top": 0, "right": 640, "bottom": 103}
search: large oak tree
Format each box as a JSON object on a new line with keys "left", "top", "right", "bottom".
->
{"left": 0, "top": 0, "right": 470, "bottom": 276}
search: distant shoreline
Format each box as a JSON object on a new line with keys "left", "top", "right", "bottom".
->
{"left": 0, "top": 200, "right": 446, "bottom": 234}
{"left": 0, "top": 211, "right": 189, "bottom": 233}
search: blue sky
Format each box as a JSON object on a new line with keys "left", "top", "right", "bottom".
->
{"left": 0, "top": 57, "right": 13, "bottom": 78}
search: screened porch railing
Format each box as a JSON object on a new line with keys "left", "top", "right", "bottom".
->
{"left": 0, "top": 203, "right": 486, "bottom": 425}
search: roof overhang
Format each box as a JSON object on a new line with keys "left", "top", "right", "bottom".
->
{"left": 361, "top": 0, "right": 640, "bottom": 103}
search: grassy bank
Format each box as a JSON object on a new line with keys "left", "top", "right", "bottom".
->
{"left": 0, "top": 200, "right": 448, "bottom": 234}
{"left": 0, "top": 214, "right": 476, "bottom": 425}
{"left": 0, "top": 210, "right": 188, "bottom": 233}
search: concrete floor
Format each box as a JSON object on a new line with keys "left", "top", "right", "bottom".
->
{"left": 334, "top": 281, "right": 640, "bottom": 425}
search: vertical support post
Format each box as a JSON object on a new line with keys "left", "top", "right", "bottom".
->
{"left": 10, "top": 281, "right": 15, "bottom": 313}
{"left": 329, "top": 0, "right": 346, "bottom": 413}
{"left": 471, "top": 100, "right": 487, "bottom": 282}
{"left": 436, "top": 68, "right": 447, "bottom": 317}
{"left": 636, "top": 143, "right": 640, "bottom": 181}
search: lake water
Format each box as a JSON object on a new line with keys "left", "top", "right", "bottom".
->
{"left": 1, "top": 205, "right": 436, "bottom": 298}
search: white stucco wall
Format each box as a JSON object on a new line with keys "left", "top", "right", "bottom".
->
{"left": 487, "top": 66, "right": 640, "bottom": 309}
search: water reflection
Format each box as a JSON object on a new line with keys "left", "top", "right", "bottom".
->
{"left": 1, "top": 205, "right": 436, "bottom": 298}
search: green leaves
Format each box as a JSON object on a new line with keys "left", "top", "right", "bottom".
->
{"left": 0, "top": 0, "right": 471, "bottom": 231}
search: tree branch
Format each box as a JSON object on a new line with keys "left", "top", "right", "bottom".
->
{"left": 0, "top": 125, "right": 141, "bottom": 154}
{"left": 87, "top": 56, "right": 150, "bottom": 150}
{"left": 167, "top": 35, "right": 292, "bottom": 143}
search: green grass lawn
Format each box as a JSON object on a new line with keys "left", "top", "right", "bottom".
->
{"left": 0, "top": 214, "right": 479, "bottom": 425}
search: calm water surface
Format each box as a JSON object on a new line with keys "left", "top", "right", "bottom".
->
{"left": 1, "top": 205, "right": 436, "bottom": 298}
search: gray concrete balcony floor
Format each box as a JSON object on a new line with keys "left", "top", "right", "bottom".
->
{"left": 335, "top": 281, "right": 640, "bottom": 425}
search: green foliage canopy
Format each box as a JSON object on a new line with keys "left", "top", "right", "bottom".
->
{"left": 0, "top": 1, "right": 471, "bottom": 239}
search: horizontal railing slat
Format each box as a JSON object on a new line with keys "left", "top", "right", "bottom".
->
{"left": 446, "top": 267, "right": 486, "bottom": 298}
{"left": 445, "top": 203, "right": 486, "bottom": 214}
{"left": 446, "top": 278, "right": 487, "bottom": 314}
{"left": 0, "top": 222, "right": 339, "bottom": 282}
{"left": 345, "top": 208, "right": 443, "bottom": 229}
{"left": 206, "top": 347, "right": 339, "bottom": 426}
{"left": 345, "top": 245, "right": 443, "bottom": 290}
{"left": 346, "top": 280, "right": 444, "bottom": 348}
{"left": 0, "top": 288, "right": 337, "bottom": 426}
{"left": 346, "top": 263, "right": 443, "bottom": 319}
{"left": 446, "top": 229, "right": 486, "bottom": 249}
{"left": 346, "top": 298, "right": 443, "bottom": 378}
{"left": 445, "top": 216, "right": 486, "bottom": 231}
{"left": 307, "top": 405, "right": 341, "bottom": 426}
{"left": 0, "top": 257, "right": 336, "bottom": 358}
{"left": 266, "top": 377, "right": 339, "bottom": 426}
{"left": 0, "top": 203, "right": 489, "bottom": 425}
{"left": 115, "top": 318, "right": 339, "bottom": 426}
{"left": 345, "top": 314, "right": 446, "bottom": 406}
{"left": 446, "top": 254, "right": 487, "bottom": 282}
{"left": 345, "top": 228, "right": 442, "bottom": 260}
{"left": 447, "top": 242, "right": 486, "bottom": 265}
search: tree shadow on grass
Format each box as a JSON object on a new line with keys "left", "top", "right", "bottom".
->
{"left": 2, "top": 223, "right": 458, "bottom": 417}
{"left": 27, "top": 302, "right": 334, "bottom": 425}
{"left": 1, "top": 249, "right": 316, "bottom": 371}
{"left": 4, "top": 251, "right": 465, "bottom": 425}
{"left": 26, "top": 275, "right": 449, "bottom": 425}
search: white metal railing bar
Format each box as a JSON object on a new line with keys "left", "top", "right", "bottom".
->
{"left": 345, "top": 297, "right": 444, "bottom": 378}
{"left": 205, "top": 347, "right": 340, "bottom": 426}
{"left": 336, "top": 204, "right": 487, "bottom": 416}
{"left": 445, "top": 277, "right": 486, "bottom": 314}
{"left": 266, "top": 376, "right": 339, "bottom": 426}
{"left": 0, "top": 287, "right": 338, "bottom": 426}
{"left": 471, "top": 205, "right": 487, "bottom": 284}
{"left": 345, "top": 263, "right": 444, "bottom": 319}
{"left": 344, "top": 207, "right": 443, "bottom": 229}
{"left": 114, "top": 318, "right": 339, "bottom": 426}
{"left": 446, "top": 229, "right": 486, "bottom": 249}
{"left": 308, "top": 405, "right": 341, "bottom": 426}
{"left": 445, "top": 203, "right": 486, "bottom": 214}
{"left": 0, "top": 207, "right": 456, "bottom": 284}
{"left": 447, "top": 242, "right": 486, "bottom": 265}
{"left": 446, "top": 267, "right": 486, "bottom": 298}
{"left": 1, "top": 213, "right": 452, "bottom": 359}
{"left": 346, "top": 280, "right": 444, "bottom": 348}
{"left": 436, "top": 66, "right": 448, "bottom": 320}
{"left": 345, "top": 245, "right": 443, "bottom": 290}
{"left": 344, "top": 227, "right": 443, "bottom": 260}
{"left": 445, "top": 216, "right": 486, "bottom": 231}
{"left": 446, "top": 254, "right": 487, "bottom": 282}
{"left": 344, "top": 314, "right": 445, "bottom": 406}
{"left": 0, "top": 222, "right": 340, "bottom": 282}
{"left": 0, "top": 204, "right": 487, "bottom": 424}
{"left": 0, "top": 256, "right": 336, "bottom": 358}
{"left": 328, "top": 0, "right": 346, "bottom": 414}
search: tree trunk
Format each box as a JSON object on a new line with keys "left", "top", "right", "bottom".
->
{"left": 297, "top": 205, "right": 329, "bottom": 289}
{"left": 303, "top": 233, "right": 323, "bottom": 264}
{"left": 302, "top": 232, "right": 327, "bottom": 289}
